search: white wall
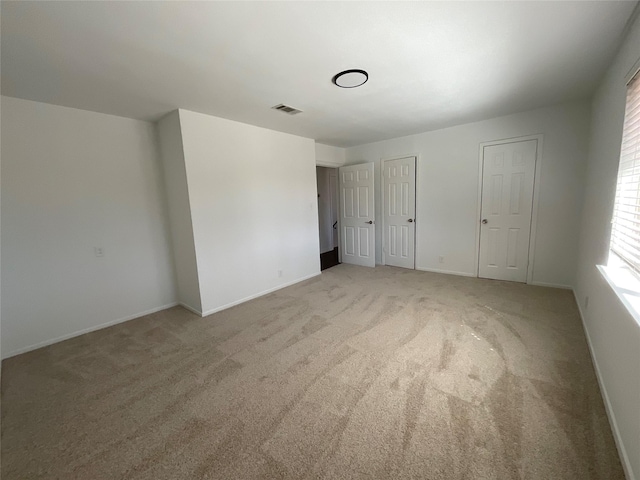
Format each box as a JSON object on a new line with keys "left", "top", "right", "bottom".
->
{"left": 345, "top": 100, "right": 591, "bottom": 287}
{"left": 1, "top": 97, "right": 177, "bottom": 358}
{"left": 1, "top": 95, "right": 3, "bottom": 459}
{"left": 157, "top": 111, "right": 202, "bottom": 313}
{"left": 177, "top": 109, "right": 320, "bottom": 315}
{"left": 574, "top": 10, "right": 640, "bottom": 480}
{"left": 315, "top": 143, "right": 346, "bottom": 167}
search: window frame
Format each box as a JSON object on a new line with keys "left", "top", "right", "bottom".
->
{"left": 610, "top": 68, "right": 640, "bottom": 276}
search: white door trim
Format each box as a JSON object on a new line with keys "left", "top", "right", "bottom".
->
{"left": 381, "top": 154, "right": 420, "bottom": 267}
{"left": 316, "top": 160, "right": 344, "bottom": 168}
{"left": 318, "top": 167, "right": 340, "bottom": 261}
{"left": 474, "top": 134, "right": 544, "bottom": 284}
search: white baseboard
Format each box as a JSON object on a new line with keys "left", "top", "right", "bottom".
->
{"left": 414, "top": 267, "right": 574, "bottom": 290}
{"left": 572, "top": 289, "right": 636, "bottom": 480}
{"left": 3, "top": 273, "right": 323, "bottom": 359}
{"left": 2, "top": 302, "right": 179, "bottom": 360}
{"left": 529, "top": 281, "right": 573, "bottom": 290}
{"left": 415, "top": 266, "right": 476, "bottom": 277}
{"left": 200, "top": 272, "right": 321, "bottom": 317}
{"left": 178, "top": 302, "right": 203, "bottom": 316}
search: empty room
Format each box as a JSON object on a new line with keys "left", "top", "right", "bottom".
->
{"left": 1, "top": 1, "right": 639, "bottom": 479}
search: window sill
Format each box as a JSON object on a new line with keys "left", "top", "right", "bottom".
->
{"left": 597, "top": 262, "right": 640, "bottom": 328}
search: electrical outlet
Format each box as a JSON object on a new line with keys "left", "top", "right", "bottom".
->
{"left": 438, "top": 255, "right": 444, "bottom": 264}
{"left": 584, "top": 295, "right": 589, "bottom": 309}
{"left": 94, "top": 247, "right": 104, "bottom": 257}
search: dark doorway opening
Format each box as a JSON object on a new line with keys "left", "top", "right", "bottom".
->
{"left": 317, "top": 166, "right": 339, "bottom": 271}
{"left": 321, "top": 246, "right": 339, "bottom": 271}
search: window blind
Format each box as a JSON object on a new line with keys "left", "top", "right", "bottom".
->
{"left": 611, "top": 71, "right": 640, "bottom": 273}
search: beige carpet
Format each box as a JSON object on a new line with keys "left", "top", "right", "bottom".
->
{"left": 1, "top": 264, "right": 625, "bottom": 479}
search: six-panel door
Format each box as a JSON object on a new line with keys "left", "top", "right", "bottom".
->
{"left": 383, "top": 157, "right": 416, "bottom": 269}
{"left": 478, "top": 140, "right": 537, "bottom": 282}
{"left": 339, "top": 162, "right": 375, "bottom": 268}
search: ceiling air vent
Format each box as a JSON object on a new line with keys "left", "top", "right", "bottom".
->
{"left": 271, "top": 104, "right": 303, "bottom": 115}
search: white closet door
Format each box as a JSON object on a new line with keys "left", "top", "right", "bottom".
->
{"left": 478, "top": 140, "right": 537, "bottom": 282}
{"left": 339, "top": 163, "right": 375, "bottom": 268}
{"left": 383, "top": 156, "right": 416, "bottom": 269}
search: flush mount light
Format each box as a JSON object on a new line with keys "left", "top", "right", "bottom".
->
{"left": 332, "top": 69, "right": 368, "bottom": 88}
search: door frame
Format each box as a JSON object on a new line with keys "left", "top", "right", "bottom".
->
{"left": 381, "top": 154, "right": 419, "bottom": 267}
{"left": 474, "top": 134, "right": 544, "bottom": 284}
{"left": 316, "top": 162, "right": 342, "bottom": 263}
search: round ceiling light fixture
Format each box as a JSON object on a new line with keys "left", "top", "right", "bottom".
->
{"left": 332, "top": 69, "right": 368, "bottom": 88}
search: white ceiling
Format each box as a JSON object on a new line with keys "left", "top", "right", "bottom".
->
{"left": 1, "top": 1, "right": 637, "bottom": 147}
